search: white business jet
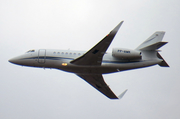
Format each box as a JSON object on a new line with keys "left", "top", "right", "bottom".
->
{"left": 9, "top": 21, "right": 169, "bottom": 99}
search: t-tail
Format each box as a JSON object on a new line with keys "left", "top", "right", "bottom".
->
{"left": 136, "top": 31, "right": 169, "bottom": 67}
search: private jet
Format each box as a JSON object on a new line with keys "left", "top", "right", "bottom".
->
{"left": 9, "top": 21, "right": 169, "bottom": 99}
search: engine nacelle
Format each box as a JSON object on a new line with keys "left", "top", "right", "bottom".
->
{"left": 112, "top": 48, "right": 142, "bottom": 60}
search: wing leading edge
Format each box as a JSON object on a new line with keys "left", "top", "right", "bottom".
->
{"left": 70, "top": 21, "right": 124, "bottom": 65}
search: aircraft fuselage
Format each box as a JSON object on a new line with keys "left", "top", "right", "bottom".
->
{"left": 8, "top": 21, "right": 169, "bottom": 99}
{"left": 9, "top": 49, "right": 162, "bottom": 74}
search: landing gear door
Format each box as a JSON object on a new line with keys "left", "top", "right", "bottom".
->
{"left": 38, "top": 49, "right": 46, "bottom": 64}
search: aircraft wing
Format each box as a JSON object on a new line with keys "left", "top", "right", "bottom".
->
{"left": 77, "top": 74, "right": 118, "bottom": 99}
{"left": 71, "top": 21, "right": 123, "bottom": 65}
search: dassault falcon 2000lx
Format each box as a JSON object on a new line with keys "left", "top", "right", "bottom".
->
{"left": 9, "top": 21, "right": 169, "bottom": 99}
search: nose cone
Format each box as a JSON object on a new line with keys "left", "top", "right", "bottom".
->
{"left": 9, "top": 52, "right": 38, "bottom": 66}
{"left": 8, "top": 55, "right": 24, "bottom": 65}
{"left": 8, "top": 57, "right": 19, "bottom": 64}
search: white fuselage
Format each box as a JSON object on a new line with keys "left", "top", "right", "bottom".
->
{"left": 9, "top": 49, "right": 162, "bottom": 74}
{"left": 8, "top": 21, "right": 169, "bottom": 99}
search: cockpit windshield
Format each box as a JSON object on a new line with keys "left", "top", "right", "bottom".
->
{"left": 26, "top": 49, "right": 35, "bottom": 53}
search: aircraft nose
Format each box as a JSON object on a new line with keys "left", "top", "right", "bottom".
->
{"left": 8, "top": 56, "right": 22, "bottom": 65}
{"left": 8, "top": 57, "right": 17, "bottom": 64}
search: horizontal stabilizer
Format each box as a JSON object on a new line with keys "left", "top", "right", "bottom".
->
{"left": 118, "top": 89, "right": 128, "bottom": 99}
{"left": 140, "top": 42, "right": 168, "bottom": 50}
{"left": 136, "top": 31, "right": 166, "bottom": 50}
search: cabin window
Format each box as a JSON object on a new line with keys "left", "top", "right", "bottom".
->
{"left": 78, "top": 53, "right": 81, "bottom": 55}
{"left": 61, "top": 52, "right": 64, "bottom": 55}
{"left": 66, "top": 52, "right": 68, "bottom": 55}
{"left": 73, "top": 53, "right": 76, "bottom": 55}
{"left": 58, "top": 52, "right": 60, "bottom": 54}
{"left": 70, "top": 53, "right": 72, "bottom": 55}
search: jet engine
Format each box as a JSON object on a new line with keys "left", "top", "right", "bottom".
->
{"left": 112, "top": 48, "right": 142, "bottom": 60}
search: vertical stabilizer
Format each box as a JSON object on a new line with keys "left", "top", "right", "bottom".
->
{"left": 136, "top": 31, "right": 169, "bottom": 67}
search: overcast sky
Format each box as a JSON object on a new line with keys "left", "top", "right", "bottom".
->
{"left": 1, "top": 0, "right": 180, "bottom": 119}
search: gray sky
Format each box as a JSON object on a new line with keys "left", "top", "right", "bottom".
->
{"left": 1, "top": 0, "right": 180, "bottom": 119}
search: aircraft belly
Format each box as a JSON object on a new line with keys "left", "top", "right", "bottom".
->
{"left": 57, "top": 65, "right": 118, "bottom": 74}
{"left": 102, "top": 60, "right": 161, "bottom": 72}
{"left": 56, "top": 63, "right": 139, "bottom": 74}
{"left": 56, "top": 60, "right": 161, "bottom": 74}
{"left": 34, "top": 57, "right": 162, "bottom": 74}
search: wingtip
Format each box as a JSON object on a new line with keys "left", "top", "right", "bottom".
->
{"left": 118, "top": 89, "right": 128, "bottom": 99}
{"left": 111, "top": 21, "right": 124, "bottom": 33}
{"left": 120, "top": 20, "right": 124, "bottom": 24}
